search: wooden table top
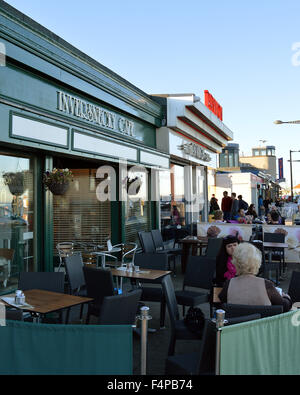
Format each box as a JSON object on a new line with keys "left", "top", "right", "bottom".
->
{"left": 110, "top": 268, "right": 172, "bottom": 280}
{"left": 1, "top": 289, "right": 93, "bottom": 314}
{"left": 263, "top": 242, "right": 289, "bottom": 248}
{"left": 179, "top": 236, "right": 208, "bottom": 245}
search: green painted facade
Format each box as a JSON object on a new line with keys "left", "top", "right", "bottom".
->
{"left": 0, "top": 1, "right": 168, "bottom": 275}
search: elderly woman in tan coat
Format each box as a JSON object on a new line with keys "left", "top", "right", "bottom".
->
{"left": 218, "top": 242, "right": 292, "bottom": 311}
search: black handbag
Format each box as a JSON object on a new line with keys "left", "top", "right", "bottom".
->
{"left": 183, "top": 307, "right": 205, "bottom": 335}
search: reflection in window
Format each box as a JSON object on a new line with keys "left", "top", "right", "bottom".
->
{"left": 0, "top": 154, "right": 34, "bottom": 294}
{"left": 124, "top": 168, "right": 150, "bottom": 244}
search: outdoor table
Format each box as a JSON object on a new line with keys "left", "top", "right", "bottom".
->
{"left": 178, "top": 236, "right": 208, "bottom": 273}
{"left": 110, "top": 267, "right": 172, "bottom": 291}
{"left": 1, "top": 289, "right": 93, "bottom": 323}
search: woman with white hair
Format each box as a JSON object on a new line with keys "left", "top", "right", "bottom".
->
{"left": 218, "top": 242, "right": 292, "bottom": 311}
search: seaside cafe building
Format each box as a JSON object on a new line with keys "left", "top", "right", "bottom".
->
{"left": 0, "top": 2, "right": 169, "bottom": 294}
{"left": 153, "top": 92, "right": 233, "bottom": 233}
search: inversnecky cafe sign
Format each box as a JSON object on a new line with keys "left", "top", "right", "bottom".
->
{"left": 57, "top": 91, "right": 135, "bottom": 137}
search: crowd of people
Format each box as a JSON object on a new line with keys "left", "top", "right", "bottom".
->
{"left": 209, "top": 191, "right": 287, "bottom": 225}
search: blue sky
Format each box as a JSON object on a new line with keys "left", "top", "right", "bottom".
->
{"left": 4, "top": 0, "right": 300, "bottom": 186}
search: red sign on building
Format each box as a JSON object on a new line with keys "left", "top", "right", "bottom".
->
{"left": 204, "top": 90, "right": 223, "bottom": 121}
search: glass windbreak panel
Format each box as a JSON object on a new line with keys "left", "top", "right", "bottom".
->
{"left": 53, "top": 169, "right": 111, "bottom": 262}
{"left": 234, "top": 152, "right": 239, "bottom": 167}
{"left": 0, "top": 154, "right": 34, "bottom": 294}
{"left": 159, "top": 170, "right": 172, "bottom": 229}
{"left": 171, "top": 164, "right": 185, "bottom": 226}
{"left": 124, "top": 168, "right": 150, "bottom": 244}
{"left": 253, "top": 150, "right": 260, "bottom": 156}
{"left": 260, "top": 150, "right": 266, "bottom": 156}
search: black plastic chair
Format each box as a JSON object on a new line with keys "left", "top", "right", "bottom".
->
{"left": 175, "top": 256, "right": 216, "bottom": 317}
{"left": 18, "top": 271, "right": 65, "bottom": 293}
{"left": 288, "top": 271, "right": 300, "bottom": 304}
{"left": 263, "top": 232, "right": 286, "bottom": 275}
{"left": 83, "top": 266, "right": 115, "bottom": 324}
{"left": 65, "top": 253, "right": 87, "bottom": 321}
{"left": 18, "top": 271, "right": 65, "bottom": 323}
{"left": 134, "top": 253, "right": 169, "bottom": 327}
{"left": 98, "top": 289, "right": 142, "bottom": 325}
{"left": 204, "top": 237, "right": 223, "bottom": 258}
{"left": 139, "top": 231, "right": 176, "bottom": 275}
{"left": 251, "top": 240, "right": 280, "bottom": 285}
{"left": 162, "top": 274, "right": 203, "bottom": 356}
{"left": 165, "top": 314, "right": 261, "bottom": 375}
{"left": 151, "top": 229, "right": 183, "bottom": 256}
{"left": 165, "top": 318, "right": 217, "bottom": 375}
{"left": 222, "top": 303, "right": 283, "bottom": 318}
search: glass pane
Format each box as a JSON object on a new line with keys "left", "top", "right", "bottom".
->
{"left": 228, "top": 152, "right": 234, "bottom": 167}
{"left": 124, "top": 168, "right": 150, "bottom": 244}
{"left": 53, "top": 168, "right": 111, "bottom": 262}
{"left": 260, "top": 150, "right": 266, "bottom": 156}
{"left": 172, "top": 165, "right": 185, "bottom": 226}
{"left": 0, "top": 153, "right": 35, "bottom": 294}
{"left": 159, "top": 170, "right": 172, "bottom": 229}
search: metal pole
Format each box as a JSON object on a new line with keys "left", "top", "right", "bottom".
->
{"left": 138, "top": 306, "right": 152, "bottom": 375}
{"left": 290, "top": 150, "right": 294, "bottom": 202}
{"left": 215, "top": 309, "right": 226, "bottom": 376}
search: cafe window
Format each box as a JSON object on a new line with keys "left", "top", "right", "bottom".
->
{"left": 0, "top": 153, "right": 35, "bottom": 294}
{"left": 53, "top": 168, "right": 111, "bottom": 258}
{"left": 124, "top": 167, "right": 150, "bottom": 244}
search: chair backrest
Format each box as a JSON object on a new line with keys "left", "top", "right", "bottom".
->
{"left": 138, "top": 232, "right": 156, "bottom": 253}
{"left": 65, "top": 253, "right": 85, "bottom": 294}
{"left": 263, "top": 232, "right": 285, "bottom": 243}
{"left": 0, "top": 248, "right": 14, "bottom": 261}
{"left": 288, "top": 271, "right": 300, "bottom": 304}
{"left": 222, "top": 303, "right": 283, "bottom": 318}
{"left": 151, "top": 229, "right": 164, "bottom": 250}
{"left": 162, "top": 275, "right": 180, "bottom": 325}
{"left": 83, "top": 266, "right": 114, "bottom": 305}
{"left": 56, "top": 242, "right": 74, "bottom": 258}
{"left": 205, "top": 238, "right": 223, "bottom": 258}
{"left": 134, "top": 253, "right": 168, "bottom": 270}
{"left": 98, "top": 289, "right": 142, "bottom": 325}
{"left": 197, "top": 319, "right": 217, "bottom": 374}
{"left": 18, "top": 272, "right": 65, "bottom": 293}
{"left": 184, "top": 256, "right": 216, "bottom": 290}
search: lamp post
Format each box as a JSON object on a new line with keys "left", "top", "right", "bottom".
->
{"left": 273, "top": 120, "right": 300, "bottom": 202}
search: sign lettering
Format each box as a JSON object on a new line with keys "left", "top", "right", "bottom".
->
{"left": 204, "top": 90, "right": 223, "bottom": 121}
{"left": 178, "top": 142, "right": 211, "bottom": 162}
{"left": 57, "top": 91, "right": 135, "bottom": 137}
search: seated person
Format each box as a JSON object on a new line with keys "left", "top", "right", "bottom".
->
{"left": 218, "top": 242, "right": 292, "bottom": 311}
{"left": 215, "top": 235, "right": 239, "bottom": 286}
{"left": 269, "top": 211, "right": 280, "bottom": 224}
{"left": 246, "top": 204, "right": 258, "bottom": 219}
{"left": 213, "top": 210, "right": 224, "bottom": 222}
{"left": 237, "top": 208, "right": 252, "bottom": 224}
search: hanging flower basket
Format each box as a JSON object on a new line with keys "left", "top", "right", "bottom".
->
{"left": 48, "top": 182, "right": 70, "bottom": 195}
{"left": 3, "top": 172, "right": 25, "bottom": 196}
{"left": 125, "top": 176, "right": 142, "bottom": 195}
{"left": 43, "top": 168, "right": 73, "bottom": 196}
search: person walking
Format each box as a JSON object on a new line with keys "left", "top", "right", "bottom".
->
{"left": 230, "top": 192, "right": 239, "bottom": 220}
{"left": 221, "top": 191, "right": 232, "bottom": 221}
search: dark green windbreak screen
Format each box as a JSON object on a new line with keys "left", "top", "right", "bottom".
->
{"left": 220, "top": 311, "right": 300, "bottom": 375}
{"left": 0, "top": 320, "right": 132, "bottom": 375}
